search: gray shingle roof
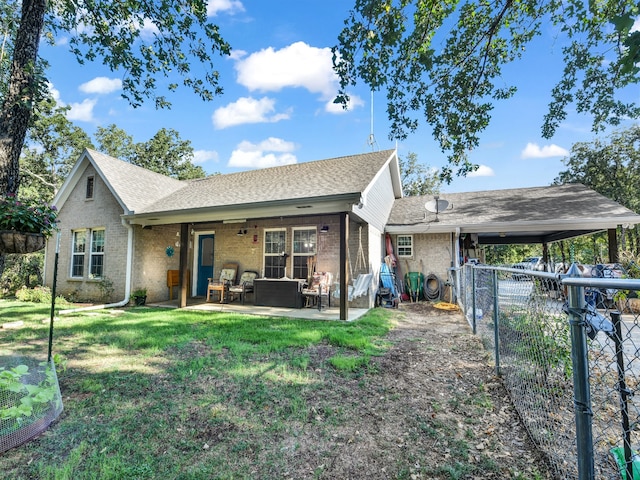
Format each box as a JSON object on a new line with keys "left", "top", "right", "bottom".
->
{"left": 87, "top": 149, "right": 185, "bottom": 213}
{"left": 138, "top": 149, "right": 396, "bottom": 214}
{"left": 388, "top": 183, "right": 640, "bottom": 227}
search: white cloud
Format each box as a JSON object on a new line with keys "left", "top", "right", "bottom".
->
{"left": 67, "top": 99, "right": 97, "bottom": 122}
{"left": 193, "top": 149, "right": 219, "bottom": 164}
{"left": 521, "top": 142, "right": 569, "bottom": 159}
{"left": 228, "top": 138, "right": 297, "bottom": 169}
{"left": 212, "top": 96, "right": 290, "bottom": 129}
{"left": 207, "top": 0, "right": 245, "bottom": 17}
{"left": 324, "top": 94, "right": 365, "bottom": 114}
{"left": 139, "top": 18, "right": 160, "bottom": 40}
{"left": 633, "top": 17, "right": 640, "bottom": 32}
{"left": 48, "top": 83, "right": 63, "bottom": 105}
{"left": 229, "top": 49, "right": 247, "bottom": 61}
{"left": 235, "top": 42, "right": 338, "bottom": 99}
{"left": 467, "top": 165, "right": 495, "bottom": 177}
{"left": 79, "top": 77, "right": 122, "bottom": 95}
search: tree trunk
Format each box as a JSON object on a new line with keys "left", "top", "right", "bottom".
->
{"left": 0, "top": 0, "right": 47, "bottom": 196}
{"left": 0, "top": 0, "right": 47, "bottom": 280}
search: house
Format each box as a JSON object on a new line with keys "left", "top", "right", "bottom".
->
{"left": 44, "top": 148, "right": 402, "bottom": 319}
{"left": 44, "top": 149, "right": 640, "bottom": 319}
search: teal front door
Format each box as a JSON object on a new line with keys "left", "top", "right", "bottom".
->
{"left": 197, "top": 234, "right": 214, "bottom": 296}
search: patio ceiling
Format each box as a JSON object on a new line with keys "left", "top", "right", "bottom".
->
{"left": 123, "top": 193, "right": 362, "bottom": 227}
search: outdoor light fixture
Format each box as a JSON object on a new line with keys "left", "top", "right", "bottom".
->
{"left": 320, "top": 225, "right": 329, "bottom": 233}
{"left": 237, "top": 229, "right": 247, "bottom": 236}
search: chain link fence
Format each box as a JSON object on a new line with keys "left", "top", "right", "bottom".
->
{"left": 460, "top": 264, "right": 640, "bottom": 480}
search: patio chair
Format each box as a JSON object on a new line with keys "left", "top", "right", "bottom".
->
{"left": 228, "top": 270, "right": 259, "bottom": 304}
{"left": 302, "top": 271, "right": 333, "bottom": 310}
{"left": 206, "top": 262, "right": 238, "bottom": 303}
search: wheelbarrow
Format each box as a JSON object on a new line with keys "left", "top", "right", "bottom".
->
{"left": 404, "top": 271, "right": 425, "bottom": 302}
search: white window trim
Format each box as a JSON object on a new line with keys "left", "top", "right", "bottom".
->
{"left": 397, "top": 234, "right": 414, "bottom": 258}
{"left": 263, "top": 228, "right": 287, "bottom": 278}
{"left": 291, "top": 227, "right": 317, "bottom": 279}
{"left": 70, "top": 229, "right": 87, "bottom": 278}
{"left": 89, "top": 228, "right": 105, "bottom": 279}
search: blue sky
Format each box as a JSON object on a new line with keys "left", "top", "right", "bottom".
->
{"left": 40, "top": 0, "right": 639, "bottom": 193}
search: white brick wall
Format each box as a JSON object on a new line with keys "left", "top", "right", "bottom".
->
{"left": 44, "top": 165, "right": 129, "bottom": 303}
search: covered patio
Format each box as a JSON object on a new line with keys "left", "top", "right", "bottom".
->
{"left": 148, "top": 297, "right": 369, "bottom": 322}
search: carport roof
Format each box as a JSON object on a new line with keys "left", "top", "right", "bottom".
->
{"left": 386, "top": 183, "right": 640, "bottom": 244}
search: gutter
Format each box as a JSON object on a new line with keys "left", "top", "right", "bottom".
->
{"left": 59, "top": 218, "right": 134, "bottom": 315}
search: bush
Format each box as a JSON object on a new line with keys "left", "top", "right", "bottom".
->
{"left": 0, "top": 253, "right": 43, "bottom": 296}
{"left": 15, "top": 286, "right": 68, "bottom": 306}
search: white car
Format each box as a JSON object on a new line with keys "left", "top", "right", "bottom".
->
{"left": 511, "top": 256, "right": 546, "bottom": 280}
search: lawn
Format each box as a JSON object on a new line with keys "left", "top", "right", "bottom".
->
{"left": 0, "top": 300, "right": 394, "bottom": 479}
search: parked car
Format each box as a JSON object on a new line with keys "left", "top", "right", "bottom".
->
{"left": 511, "top": 256, "right": 547, "bottom": 280}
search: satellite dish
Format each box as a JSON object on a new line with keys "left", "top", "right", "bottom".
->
{"left": 425, "top": 196, "right": 450, "bottom": 222}
{"left": 425, "top": 197, "right": 450, "bottom": 214}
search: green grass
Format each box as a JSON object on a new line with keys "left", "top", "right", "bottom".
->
{"left": 0, "top": 300, "right": 394, "bottom": 479}
{"left": 0, "top": 300, "right": 549, "bottom": 479}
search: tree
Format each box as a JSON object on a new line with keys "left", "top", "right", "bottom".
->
{"left": 555, "top": 126, "right": 640, "bottom": 214}
{"left": 94, "top": 125, "right": 137, "bottom": 162}
{"left": 1, "top": 0, "right": 231, "bottom": 197}
{"left": 399, "top": 152, "right": 441, "bottom": 196}
{"left": 133, "top": 128, "right": 205, "bottom": 180}
{"left": 554, "top": 125, "right": 640, "bottom": 254}
{"left": 20, "top": 98, "right": 93, "bottom": 200}
{"left": 96, "top": 125, "right": 206, "bottom": 180}
{"left": 333, "top": 1, "right": 640, "bottom": 183}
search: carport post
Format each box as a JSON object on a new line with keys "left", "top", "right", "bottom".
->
{"left": 608, "top": 228, "right": 618, "bottom": 263}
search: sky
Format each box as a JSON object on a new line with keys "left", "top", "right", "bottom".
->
{"left": 39, "top": 0, "right": 640, "bottom": 194}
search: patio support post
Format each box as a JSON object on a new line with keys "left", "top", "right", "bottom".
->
{"left": 340, "top": 213, "right": 349, "bottom": 320}
{"left": 179, "top": 223, "right": 189, "bottom": 308}
{"left": 608, "top": 228, "right": 618, "bottom": 263}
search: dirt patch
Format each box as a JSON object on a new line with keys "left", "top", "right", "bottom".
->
{"left": 290, "top": 302, "right": 554, "bottom": 479}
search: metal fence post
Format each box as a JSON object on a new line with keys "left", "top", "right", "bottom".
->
{"left": 612, "top": 311, "right": 634, "bottom": 480}
{"left": 492, "top": 269, "right": 500, "bottom": 376}
{"left": 471, "top": 267, "right": 477, "bottom": 334}
{"left": 564, "top": 263, "right": 595, "bottom": 480}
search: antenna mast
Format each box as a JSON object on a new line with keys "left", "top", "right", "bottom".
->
{"left": 367, "top": 90, "right": 378, "bottom": 151}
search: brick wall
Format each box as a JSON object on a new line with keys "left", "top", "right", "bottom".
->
{"left": 44, "top": 165, "right": 129, "bottom": 303}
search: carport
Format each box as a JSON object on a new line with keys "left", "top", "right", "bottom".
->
{"left": 385, "top": 183, "right": 640, "bottom": 299}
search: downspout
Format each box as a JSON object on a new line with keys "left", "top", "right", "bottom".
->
{"left": 59, "top": 218, "right": 134, "bottom": 315}
{"left": 454, "top": 228, "right": 461, "bottom": 304}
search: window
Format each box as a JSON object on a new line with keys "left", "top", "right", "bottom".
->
{"left": 71, "top": 230, "right": 87, "bottom": 277}
{"left": 264, "top": 229, "right": 286, "bottom": 278}
{"left": 292, "top": 228, "right": 316, "bottom": 280}
{"left": 89, "top": 229, "right": 105, "bottom": 278}
{"left": 86, "top": 176, "right": 94, "bottom": 199}
{"left": 397, "top": 235, "right": 413, "bottom": 257}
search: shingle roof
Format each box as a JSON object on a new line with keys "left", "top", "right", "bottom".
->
{"left": 388, "top": 183, "right": 640, "bottom": 227}
{"left": 138, "top": 149, "right": 396, "bottom": 214}
{"left": 87, "top": 149, "right": 185, "bottom": 213}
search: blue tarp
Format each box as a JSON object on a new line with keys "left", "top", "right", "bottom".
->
{"left": 380, "top": 262, "right": 396, "bottom": 296}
